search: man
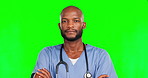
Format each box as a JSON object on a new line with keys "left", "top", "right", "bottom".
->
{"left": 31, "top": 6, "right": 117, "bottom": 78}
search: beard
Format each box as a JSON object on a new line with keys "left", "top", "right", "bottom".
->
{"left": 60, "top": 29, "right": 83, "bottom": 41}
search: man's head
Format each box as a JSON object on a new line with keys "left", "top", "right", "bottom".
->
{"left": 58, "top": 6, "right": 86, "bottom": 41}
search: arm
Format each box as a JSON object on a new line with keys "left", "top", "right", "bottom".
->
{"left": 33, "top": 68, "right": 51, "bottom": 78}
{"left": 31, "top": 48, "right": 52, "bottom": 78}
{"left": 96, "top": 50, "right": 117, "bottom": 78}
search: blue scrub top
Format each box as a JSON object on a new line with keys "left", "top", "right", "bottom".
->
{"left": 32, "top": 44, "right": 118, "bottom": 78}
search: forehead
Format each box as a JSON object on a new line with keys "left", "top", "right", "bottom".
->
{"left": 61, "top": 9, "right": 82, "bottom": 19}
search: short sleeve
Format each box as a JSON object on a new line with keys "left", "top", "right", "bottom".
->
{"left": 95, "top": 50, "right": 118, "bottom": 78}
{"left": 32, "top": 47, "right": 50, "bottom": 73}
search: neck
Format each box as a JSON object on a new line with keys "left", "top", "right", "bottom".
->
{"left": 63, "top": 38, "right": 83, "bottom": 53}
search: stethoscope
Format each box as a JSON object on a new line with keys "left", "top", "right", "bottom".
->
{"left": 56, "top": 43, "right": 92, "bottom": 78}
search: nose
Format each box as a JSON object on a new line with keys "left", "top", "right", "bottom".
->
{"left": 67, "top": 20, "right": 74, "bottom": 28}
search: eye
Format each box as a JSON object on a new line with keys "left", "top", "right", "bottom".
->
{"left": 62, "top": 20, "right": 67, "bottom": 23}
{"left": 74, "top": 20, "right": 80, "bottom": 22}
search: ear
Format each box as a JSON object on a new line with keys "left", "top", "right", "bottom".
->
{"left": 58, "top": 23, "right": 61, "bottom": 29}
{"left": 82, "top": 22, "right": 86, "bottom": 29}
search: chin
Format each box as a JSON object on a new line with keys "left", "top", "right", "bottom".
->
{"left": 66, "top": 35, "right": 76, "bottom": 38}
{"left": 67, "top": 37, "right": 75, "bottom": 39}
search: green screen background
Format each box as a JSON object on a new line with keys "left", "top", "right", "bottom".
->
{"left": 0, "top": 0, "right": 148, "bottom": 78}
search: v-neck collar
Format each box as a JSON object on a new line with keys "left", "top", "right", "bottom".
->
{"left": 61, "top": 44, "right": 90, "bottom": 67}
{"left": 62, "top": 48, "right": 85, "bottom": 67}
{"left": 56, "top": 44, "right": 91, "bottom": 78}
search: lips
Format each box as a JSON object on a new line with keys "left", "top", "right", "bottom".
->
{"left": 67, "top": 31, "right": 76, "bottom": 32}
{"left": 65, "top": 30, "right": 77, "bottom": 32}
{"left": 65, "top": 30, "right": 76, "bottom": 35}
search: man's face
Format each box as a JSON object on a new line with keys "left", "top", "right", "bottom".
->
{"left": 59, "top": 9, "right": 86, "bottom": 41}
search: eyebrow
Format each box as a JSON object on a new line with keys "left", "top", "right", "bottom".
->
{"left": 74, "top": 18, "right": 80, "bottom": 19}
{"left": 62, "top": 18, "right": 67, "bottom": 19}
{"left": 61, "top": 18, "right": 80, "bottom": 19}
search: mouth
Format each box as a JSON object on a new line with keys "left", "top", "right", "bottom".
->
{"left": 65, "top": 30, "right": 77, "bottom": 33}
{"left": 66, "top": 31, "right": 76, "bottom": 34}
{"left": 67, "top": 31, "right": 75, "bottom": 32}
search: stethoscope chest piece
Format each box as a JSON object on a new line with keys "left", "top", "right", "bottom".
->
{"left": 84, "top": 72, "right": 92, "bottom": 78}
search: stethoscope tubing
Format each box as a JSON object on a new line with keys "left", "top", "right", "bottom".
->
{"left": 56, "top": 43, "right": 91, "bottom": 78}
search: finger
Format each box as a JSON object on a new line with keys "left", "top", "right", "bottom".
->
{"left": 39, "top": 76, "right": 43, "bottom": 78}
{"left": 34, "top": 73, "right": 43, "bottom": 78}
{"left": 101, "top": 75, "right": 109, "bottom": 77}
{"left": 43, "top": 68, "right": 51, "bottom": 76}
{"left": 36, "top": 72, "right": 46, "bottom": 78}
{"left": 102, "top": 75, "right": 109, "bottom": 77}
{"left": 34, "top": 73, "right": 40, "bottom": 78}
{"left": 38, "top": 69, "right": 49, "bottom": 78}
{"left": 98, "top": 75, "right": 109, "bottom": 78}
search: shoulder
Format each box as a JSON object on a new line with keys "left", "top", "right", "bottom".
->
{"left": 43, "top": 44, "right": 61, "bottom": 51}
{"left": 86, "top": 44, "right": 109, "bottom": 57}
{"left": 39, "top": 44, "right": 62, "bottom": 55}
{"left": 87, "top": 44, "right": 113, "bottom": 66}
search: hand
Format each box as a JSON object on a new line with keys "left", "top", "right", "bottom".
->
{"left": 98, "top": 74, "right": 109, "bottom": 78}
{"left": 34, "top": 68, "right": 51, "bottom": 78}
